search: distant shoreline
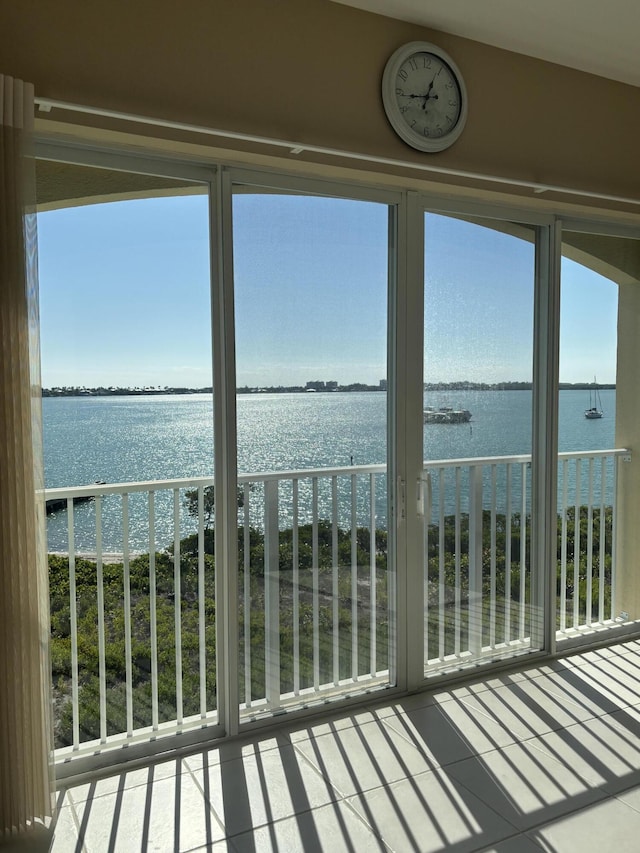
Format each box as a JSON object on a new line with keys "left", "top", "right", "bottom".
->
{"left": 48, "top": 551, "right": 145, "bottom": 564}
{"left": 42, "top": 382, "right": 616, "bottom": 398}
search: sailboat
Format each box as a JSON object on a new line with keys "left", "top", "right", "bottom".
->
{"left": 584, "top": 377, "right": 603, "bottom": 419}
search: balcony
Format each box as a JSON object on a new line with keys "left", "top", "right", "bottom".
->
{"left": 45, "top": 448, "right": 631, "bottom": 766}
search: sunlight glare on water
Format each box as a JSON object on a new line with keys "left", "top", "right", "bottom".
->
{"left": 44, "top": 389, "right": 615, "bottom": 551}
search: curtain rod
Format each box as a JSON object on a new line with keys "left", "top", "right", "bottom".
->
{"left": 34, "top": 96, "right": 640, "bottom": 209}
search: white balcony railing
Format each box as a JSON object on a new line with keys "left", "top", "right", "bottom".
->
{"left": 422, "top": 448, "right": 628, "bottom": 672}
{"left": 45, "top": 448, "right": 628, "bottom": 759}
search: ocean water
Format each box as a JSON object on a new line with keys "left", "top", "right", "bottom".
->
{"left": 43, "top": 389, "right": 616, "bottom": 551}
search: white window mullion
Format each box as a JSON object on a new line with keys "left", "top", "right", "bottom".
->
{"left": 211, "top": 168, "right": 240, "bottom": 737}
{"left": 400, "top": 191, "right": 426, "bottom": 693}
{"left": 531, "top": 219, "right": 562, "bottom": 654}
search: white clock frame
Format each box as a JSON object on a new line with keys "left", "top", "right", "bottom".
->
{"left": 381, "top": 41, "right": 468, "bottom": 153}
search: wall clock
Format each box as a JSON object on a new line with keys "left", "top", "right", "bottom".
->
{"left": 381, "top": 41, "right": 468, "bottom": 153}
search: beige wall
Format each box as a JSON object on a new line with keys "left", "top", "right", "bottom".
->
{"left": 562, "top": 233, "right": 640, "bottom": 284}
{"left": 615, "top": 282, "right": 640, "bottom": 618}
{"left": 3, "top": 0, "right": 640, "bottom": 207}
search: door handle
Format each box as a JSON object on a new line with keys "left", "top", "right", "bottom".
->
{"left": 417, "top": 471, "right": 431, "bottom": 518}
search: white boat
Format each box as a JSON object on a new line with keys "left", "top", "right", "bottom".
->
{"left": 424, "top": 406, "right": 472, "bottom": 424}
{"left": 584, "top": 378, "right": 603, "bottom": 419}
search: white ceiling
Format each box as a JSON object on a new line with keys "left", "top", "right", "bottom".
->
{"left": 333, "top": 0, "right": 640, "bottom": 87}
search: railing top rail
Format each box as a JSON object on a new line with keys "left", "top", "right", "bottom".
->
{"left": 237, "top": 463, "right": 387, "bottom": 483}
{"left": 42, "top": 463, "right": 387, "bottom": 498}
{"left": 423, "top": 448, "right": 629, "bottom": 469}
{"left": 43, "top": 477, "right": 215, "bottom": 499}
{"left": 42, "top": 448, "right": 630, "bottom": 499}
{"left": 557, "top": 448, "right": 630, "bottom": 461}
{"left": 424, "top": 454, "right": 531, "bottom": 469}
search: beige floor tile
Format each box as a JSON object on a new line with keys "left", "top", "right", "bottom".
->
{"left": 190, "top": 742, "right": 337, "bottom": 839}
{"left": 385, "top": 696, "right": 520, "bottom": 759}
{"left": 457, "top": 677, "right": 593, "bottom": 741}
{"left": 384, "top": 689, "right": 440, "bottom": 711}
{"left": 72, "top": 771, "right": 223, "bottom": 852}
{"left": 231, "top": 801, "right": 390, "bottom": 852}
{"left": 602, "top": 653, "right": 640, "bottom": 687}
{"left": 524, "top": 666, "right": 626, "bottom": 719}
{"left": 529, "top": 714, "right": 640, "bottom": 795}
{"left": 439, "top": 670, "right": 528, "bottom": 698}
{"left": 527, "top": 795, "right": 640, "bottom": 852}
{"left": 504, "top": 674, "right": 603, "bottom": 725}
{"left": 286, "top": 703, "right": 400, "bottom": 743}
{"left": 600, "top": 704, "right": 640, "bottom": 744}
{"left": 568, "top": 645, "right": 619, "bottom": 665}
{"left": 67, "top": 755, "right": 191, "bottom": 804}
{"left": 565, "top": 659, "right": 640, "bottom": 708}
{"left": 524, "top": 661, "right": 583, "bottom": 684}
{"left": 611, "top": 780, "right": 640, "bottom": 814}
{"left": 446, "top": 741, "right": 607, "bottom": 831}
{"left": 477, "top": 835, "right": 545, "bottom": 852}
{"left": 181, "top": 841, "right": 235, "bottom": 853}
{"left": 346, "top": 766, "right": 515, "bottom": 853}
{"left": 185, "top": 731, "right": 287, "bottom": 770}
{"left": 292, "top": 717, "right": 442, "bottom": 798}
{"left": 49, "top": 799, "right": 82, "bottom": 852}
{"left": 619, "top": 640, "right": 640, "bottom": 656}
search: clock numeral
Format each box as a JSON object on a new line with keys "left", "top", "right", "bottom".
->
{"left": 448, "top": 99, "right": 457, "bottom": 107}
{"left": 445, "top": 115, "right": 453, "bottom": 125}
{"left": 400, "top": 105, "right": 409, "bottom": 114}
{"left": 423, "top": 57, "right": 432, "bottom": 69}
{"left": 398, "top": 69, "right": 408, "bottom": 82}
{"left": 445, "top": 82, "right": 453, "bottom": 89}
{"left": 396, "top": 87, "right": 405, "bottom": 96}
{"left": 408, "top": 58, "right": 418, "bottom": 71}
{"left": 410, "top": 119, "right": 417, "bottom": 128}
{"left": 423, "top": 127, "right": 430, "bottom": 137}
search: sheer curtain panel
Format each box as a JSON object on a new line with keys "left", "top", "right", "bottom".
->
{"left": 0, "top": 74, "right": 53, "bottom": 841}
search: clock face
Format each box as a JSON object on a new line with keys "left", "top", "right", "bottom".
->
{"left": 382, "top": 42, "right": 468, "bottom": 152}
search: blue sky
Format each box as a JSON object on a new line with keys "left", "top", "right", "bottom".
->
{"left": 37, "top": 192, "right": 618, "bottom": 388}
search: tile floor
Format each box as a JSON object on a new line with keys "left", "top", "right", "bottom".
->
{"left": 48, "top": 639, "right": 640, "bottom": 852}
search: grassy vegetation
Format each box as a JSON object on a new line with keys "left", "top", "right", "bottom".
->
{"left": 49, "top": 520, "right": 389, "bottom": 747}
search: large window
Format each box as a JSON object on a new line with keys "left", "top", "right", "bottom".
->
{"left": 38, "top": 162, "right": 218, "bottom": 755}
{"left": 556, "top": 230, "right": 626, "bottom": 641}
{"left": 35, "top": 150, "right": 638, "bottom": 771}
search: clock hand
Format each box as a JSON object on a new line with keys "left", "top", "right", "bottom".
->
{"left": 421, "top": 72, "right": 441, "bottom": 108}
{"left": 424, "top": 67, "right": 445, "bottom": 104}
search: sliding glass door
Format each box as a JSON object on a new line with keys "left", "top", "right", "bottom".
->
{"left": 229, "top": 176, "right": 397, "bottom": 718}
{"left": 421, "top": 210, "right": 546, "bottom": 673}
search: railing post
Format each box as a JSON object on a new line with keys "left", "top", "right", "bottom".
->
{"left": 67, "top": 500, "right": 79, "bottom": 751}
{"left": 243, "top": 483, "right": 253, "bottom": 708}
{"left": 264, "top": 479, "right": 280, "bottom": 707}
{"left": 468, "top": 466, "right": 484, "bottom": 658}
